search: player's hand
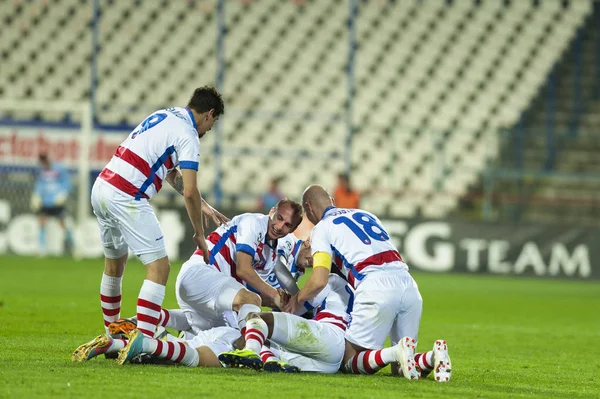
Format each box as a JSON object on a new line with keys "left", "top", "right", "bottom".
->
{"left": 201, "top": 201, "right": 230, "bottom": 227}
{"left": 193, "top": 233, "right": 211, "bottom": 264}
{"left": 282, "top": 293, "right": 300, "bottom": 314}
{"left": 277, "top": 289, "right": 292, "bottom": 309}
{"left": 30, "top": 194, "right": 42, "bottom": 212}
{"left": 54, "top": 192, "right": 67, "bottom": 207}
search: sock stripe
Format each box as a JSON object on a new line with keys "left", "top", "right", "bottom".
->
{"left": 166, "top": 341, "right": 175, "bottom": 359}
{"left": 153, "top": 340, "right": 164, "bottom": 356}
{"left": 160, "top": 309, "right": 170, "bottom": 327}
{"left": 246, "top": 328, "right": 265, "bottom": 342}
{"left": 103, "top": 307, "right": 120, "bottom": 317}
{"left": 104, "top": 320, "right": 111, "bottom": 327}
{"left": 137, "top": 314, "right": 160, "bottom": 325}
{"left": 362, "top": 351, "right": 374, "bottom": 374}
{"left": 260, "top": 350, "right": 275, "bottom": 363}
{"left": 100, "top": 294, "right": 121, "bottom": 303}
{"left": 351, "top": 353, "right": 360, "bottom": 374}
{"left": 246, "top": 333, "right": 264, "bottom": 345}
{"left": 138, "top": 328, "right": 154, "bottom": 337}
{"left": 175, "top": 342, "right": 187, "bottom": 363}
{"left": 374, "top": 350, "right": 385, "bottom": 368}
{"left": 422, "top": 353, "right": 432, "bottom": 369}
{"left": 137, "top": 298, "right": 162, "bottom": 312}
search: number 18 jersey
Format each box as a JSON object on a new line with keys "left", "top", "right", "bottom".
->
{"left": 310, "top": 207, "right": 408, "bottom": 288}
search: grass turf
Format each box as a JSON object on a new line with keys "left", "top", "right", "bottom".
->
{"left": 0, "top": 255, "right": 599, "bottom": 398}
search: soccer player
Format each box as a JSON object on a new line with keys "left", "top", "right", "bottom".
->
{"left": 171, "top": 200, "right": 302, "bottom": 337}
{"left": 30, "top": 152, "right": 73, "bottom": 255}
{"left": 91, "top": 86, "right": 228, "bottom": 341}
{"left": 284, "top": 185, "right": 452, "bottom": 381}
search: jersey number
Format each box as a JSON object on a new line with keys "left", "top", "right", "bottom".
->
{"left": 131, "top": 113, "right": 167, "bottom": 139}
{"left": 333, "top": 212, "right": 389, "bottom": 245}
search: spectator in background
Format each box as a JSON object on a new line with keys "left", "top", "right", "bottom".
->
{"left": 30, "top": 152, "right": 74, "bottom": 256}
{"left": 258, "top": 177, "right": 285, "bottom": 211}
{"left": 333, "top": 172, "right": 360, "bottom": 209}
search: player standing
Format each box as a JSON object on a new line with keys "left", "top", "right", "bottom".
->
{"left": 30, "top": 152, "right": 74, "bottom": 255}
{"left": 91, "top": 86, "right": 228, "bottom": 341}
{"left": 284, "top": 185, "right": 452, "bottom": 381}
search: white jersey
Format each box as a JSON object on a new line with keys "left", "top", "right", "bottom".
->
{"left": 98, "top": 107, "right": 200, "bottom": 200}
{"left": 193, "top": 213, "right": 278, "bottom": 283}
{"left": 310, "top": 207, "right": 408, "bottom": 288}
{"left": 255, "top": 233, "right": 303, "bottom": 290}
{"left": 308, "top": 274, "right": 354, "bottom": 332}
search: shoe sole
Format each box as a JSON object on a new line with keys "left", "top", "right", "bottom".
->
{"left": 72, "top": 334, "right": 111, "bottom": 362}
{"left": 264, "top": 361, "right": 300, "bottom": 373}
{"left": 433, "top": 340, "right": 452, "bottom": 382}
{"left": 108, "top": 320, "right": 137, "bottom": 338}
{"left": 218, "top": 353, "right": 263, "bottom": 371}
{"left": 116, "top": 330, "right": 144, "bottom": 365}
{"left": 398, "top": 337, "right": 420, "bottom": 380}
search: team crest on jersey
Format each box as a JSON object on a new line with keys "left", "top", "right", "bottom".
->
{"left": 257, "top": 232, "right": 263, "bottom": 242}
{"left": 286, "top": 241, "right": 292, "bottom": 251}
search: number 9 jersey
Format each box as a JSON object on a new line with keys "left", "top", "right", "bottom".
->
{"left": 310, "top": 206, "right": 408, "bottom": 288}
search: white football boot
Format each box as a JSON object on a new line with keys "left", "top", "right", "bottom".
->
{"left": 396, "top": 336, "right": 421, "bottom": 380}
{"left": 433, "top": 339, "right": 452, "bottom": 382}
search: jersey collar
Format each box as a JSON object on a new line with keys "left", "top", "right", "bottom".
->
{"left": 322, "top": 206, "right": 337, "bottom": 220}
{"left": 185, "top": 107, "right": 198, "bottom": 130}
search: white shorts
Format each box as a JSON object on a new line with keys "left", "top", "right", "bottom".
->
{"left": 91, "top": 180, "right": 166, "bottom": 263}
{"left": 345, "top": 270, "right": 422, "bottom": 349}
{"left": 270, "top": 312, "right": 345, "bottom": 373}
{"left": 176, "top": 256, "right": 245, "bottom": 334}
{"left": 184, "top": 326, "right": 241, "bottom": 358}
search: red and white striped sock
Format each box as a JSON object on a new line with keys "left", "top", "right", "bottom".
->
{"left": 100, "top": 274, "right": 122, "bottom": 331}
{"left": 260, "top": 346, "right": 278, "bottom": 363}
{"left": 158, "top": 308, "right": 190, "bottom": 331}
{"left": 136, "top": 280, "right": 165, "bottom": 337}
{"left": 414, "top": 351, "right": 434, "bottom": 375}
{"left": 143, "top": 338, "right": 199, "bottom": 367}
{"left": 344, "top": 348, "right": 397, "bottom": 375}
{"left": 244, "top": 317, "right": 267, "bottom": 354}
{"left": 237, "top": 304, "right": 261, "bottom": 335}
{"left": 105, "top": 337, "right": 127, "bottom": 354}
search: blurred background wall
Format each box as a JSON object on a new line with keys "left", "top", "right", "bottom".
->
{"left": 1, "top": 0, "right": 599, "bottom": 270}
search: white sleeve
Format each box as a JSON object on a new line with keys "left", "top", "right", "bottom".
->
{"left": 176, "top": 129, "right": 200, "bottom": 170}
{"left": 235, "top": 216, "right": 261, "bottom": 257}
{"left": 310, "top": 223, "right": 333, "bottom": 257}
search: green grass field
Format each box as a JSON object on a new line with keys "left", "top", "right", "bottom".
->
{"left": 0, "top": 255, "right": 599, "bottom": 398}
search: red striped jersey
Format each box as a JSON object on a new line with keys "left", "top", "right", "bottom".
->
{"left": 193, "top": 213, "right": 278, "bottom": 283}
{"left": 311, "top": 274, "right": 354, "bottom": 332}
{"left": 310, "top": 206, "right": 408, "bottom": 288}
{"left": 98, "top": 107, "right": 200, "bottom": 200}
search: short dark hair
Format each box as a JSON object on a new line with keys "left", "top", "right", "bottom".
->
{"left": 187, "top": 86, "right": 225, "bottom": 116}
{"left": 275, "top": 198, "right": 303, "bottom": 228}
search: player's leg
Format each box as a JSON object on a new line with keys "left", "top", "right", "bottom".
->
{"left": 230, "top": 288, "right": 261, "bottom": 333}
{"left": 108, "top": 308, "right": 191, "bottom": 338}
{"left": 72, "top": 333, "right": 128, "bottom": 362}
{"left": 38, "top": 213, "right": 48, "bottom": 256}
{"left": 343, "top": 273, "right": 420, "bottom": 379}
{"left": 57, "top": 211, "right": 74, "bottom": 253}
{"left": 91, "top": 183, "right": 129, "bottom": 332}
{"left": 112, "top": 195, "right": 170, "bottom": 339}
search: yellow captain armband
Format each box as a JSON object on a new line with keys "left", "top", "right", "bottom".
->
{"left": 313, "top": 252, "right": 332, "bottom": 270}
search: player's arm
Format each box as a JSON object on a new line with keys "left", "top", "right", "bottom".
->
{"left": 236, "top": 251, "right": 279, "bottom": 300}
{"left": 297, "top": 252, "right": 330, "bottom": 303}
{"left": 166, "top": 169, "right": 184, "bottom": 195}
{"left": 180, "top": 168, "right": 210, "bottom": 262}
